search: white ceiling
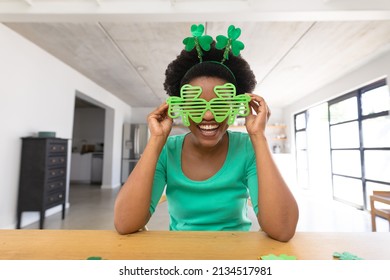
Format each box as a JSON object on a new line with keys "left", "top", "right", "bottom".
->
{"left": 2, "top": 0, "right": 390, "bottom": 108}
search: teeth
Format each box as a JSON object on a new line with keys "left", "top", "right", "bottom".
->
{"left": 198, "top": 124, "right": 219, "bottom": 130}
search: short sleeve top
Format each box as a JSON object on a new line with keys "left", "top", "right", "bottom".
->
{"left": 149, "top": 130, "right": 259, "bottom": 231}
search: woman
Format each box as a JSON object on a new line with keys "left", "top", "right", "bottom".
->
{"left": 114, "top": 25, "right": 299, "bottom": 242}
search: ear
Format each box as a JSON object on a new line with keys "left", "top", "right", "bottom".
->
{"left": 213, "top": 83, "right": 236, "bottom": 99}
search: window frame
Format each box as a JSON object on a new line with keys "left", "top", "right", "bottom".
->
{"left": 294, "top": 78, "right": 390, "bottom": 210}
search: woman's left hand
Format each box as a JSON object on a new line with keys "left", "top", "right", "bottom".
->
{"left": 245, "top": 94, "right": 271, "bottom": 136}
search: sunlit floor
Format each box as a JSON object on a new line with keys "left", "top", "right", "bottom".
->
{"left": 24, "top": 183, "right": 389, "bottom": 232}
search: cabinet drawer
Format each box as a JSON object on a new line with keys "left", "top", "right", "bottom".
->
{"left": 46, "top": 191, "right": 65, "bottom": 206}
{"left": 47, "top": 168, "right": 66, "bottom": 179}
{"left": 49, "top": 142, "right": 67, "bottom": 154}
{"left": 47, "top": 155, "right": 66, "bottom": 167}
{"left": 46, "top": 180, "right": 65, "bottom": 192}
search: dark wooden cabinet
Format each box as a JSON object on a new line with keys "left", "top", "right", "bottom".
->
{"left": 17, "top": 137, "right": 68, "bottom": 229}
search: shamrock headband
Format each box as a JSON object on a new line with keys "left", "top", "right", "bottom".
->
{"left": 182, "top": 24, "right": 245, "bottom": 63}
{"left": 181, "top": 24, "right": 245, "bottom": 83}
{"left": 167, "top": 83, "right": 251, "bottom": 127}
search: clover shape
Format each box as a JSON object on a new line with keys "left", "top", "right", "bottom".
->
{"left": 182, "top": 24, "right": 213, "bottom": 62}
{"left": 167, "top": 85, "right": 205, "bottom": 126}
{"left": 167, "top": 83, "right": 250, "bottom": 126}
{"left": 333, "top": 252, "right": 363, "bottom": 260}
{"left": 213, "top": 83, "right": 250, "bottom": 124}
{"left": 216, "top": 25, "right": 245, "bottom": 62}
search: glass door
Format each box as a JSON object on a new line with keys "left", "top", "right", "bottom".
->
{"left": 360, "top": 81, "right": 390, "bottom": 210}
{"left": 329, "top": 93, "right": 364, "bottom": 208}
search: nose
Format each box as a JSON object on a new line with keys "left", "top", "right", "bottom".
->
{"left": 203, "top": 109, "right": 214, "bottom": 121}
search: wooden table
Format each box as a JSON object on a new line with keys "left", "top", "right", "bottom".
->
{"left": 1, "top": 230, "right": 390, "bottom": 260}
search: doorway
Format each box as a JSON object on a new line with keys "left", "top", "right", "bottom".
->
{"left": 69, "top": 90, "right": 116, "bottom": 192}
{"left": 71, "top": 96, "right": 105, "bottom": 186}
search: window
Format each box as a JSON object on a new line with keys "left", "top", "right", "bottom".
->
{"left": 331, "top": 150, "right": 362, "bottom": 178}
{"left": 360, "top": 80, "right": 390, "bottom": 209}
{"left": 361, "top": 84, "right": 389, "bottom": 116}
{"left": 364, "top": 150, "right": 390, "bottom": 183}
{"left": 362, "top": 116, "right": 390, "bottom": 148}
{"left": 294, "top": 78, "right": 390, "bottom": 210}
{"left": 329, "top": 96, "right": 358, "bottom": 124}
{"left": 330, "top": 121, "right": 360, "bottom": 149}
{"left": 294, "top": 112, "right": 309, "bottom": 188}
{"left": 294, "top": 104, "right": 331, "bottom": 192}
{"left": 295, "top": 113, "right": 306, "bottom": 130}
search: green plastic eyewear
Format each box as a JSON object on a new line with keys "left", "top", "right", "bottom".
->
{"left": 167, "top": 83, "right": 251, "bottom": 126}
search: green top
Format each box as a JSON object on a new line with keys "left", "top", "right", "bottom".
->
{"left": 150, "top": 130, "right": 259, "bottom": 231}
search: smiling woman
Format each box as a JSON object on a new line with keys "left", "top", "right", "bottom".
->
{"left": 114, "top": 24, "right": 299, "bottom": 242}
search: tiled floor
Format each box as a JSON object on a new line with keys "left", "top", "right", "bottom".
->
{"left": 24, "top": 183, "right": 389, "bottom": 232}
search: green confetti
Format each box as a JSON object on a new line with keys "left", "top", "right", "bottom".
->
{"left": 260, "top": 254, "right": 297, "bottom": 260}
{"left": 333, "top": 252, "right": 363, "bottom": 260}
{"left": 87, "top": 256, "right": 103, "bottom": 260}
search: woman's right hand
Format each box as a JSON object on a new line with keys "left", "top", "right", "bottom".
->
{"left": 147, "top": 102, "right": 173, "bottom": 139}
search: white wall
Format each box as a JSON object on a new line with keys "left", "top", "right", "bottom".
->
{"left": 0, "top": 23, "right": 132, "bottom": 229}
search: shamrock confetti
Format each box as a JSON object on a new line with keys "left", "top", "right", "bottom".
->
{"left": 87, "top": 256, "right": 103, "bottom": 260}
{"left": 333, "top": 252, "right": 363, "bottom": 260}
{"left": 260, "top": 254, "right": 297, "bottom": 260}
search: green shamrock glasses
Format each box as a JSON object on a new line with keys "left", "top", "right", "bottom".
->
{"left": 167, "top": 83, "right": 251, "bottom": 126}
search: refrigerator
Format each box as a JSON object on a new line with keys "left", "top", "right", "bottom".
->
{"left": 121, "top": 123, "right": 149, "bottom": 184}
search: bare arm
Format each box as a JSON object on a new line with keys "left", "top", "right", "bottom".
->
{"left": 114, "top": 103, "right": 172, "bottom": 234}
{"left": 245, "top": 94, "right": 299, "bottom": 242}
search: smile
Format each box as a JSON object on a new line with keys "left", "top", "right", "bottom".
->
{"left": 197, "top": 124, "right": 220, "bottom": 136}
{"left": 198, "top": 124, "right": 220, "bottom": 131}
